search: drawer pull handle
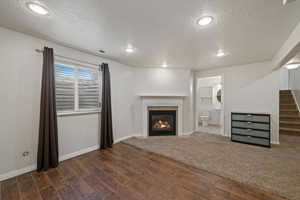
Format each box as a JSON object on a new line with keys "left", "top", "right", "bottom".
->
{"left": 247, "top": 122, "right": 252, "bottom": 124}
{"left": 247, "top": 129, "right": 252, "bottom": 132}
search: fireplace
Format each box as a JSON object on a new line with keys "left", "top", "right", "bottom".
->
{"left": 148, "top": 109, "right": 177, "bottom": 136}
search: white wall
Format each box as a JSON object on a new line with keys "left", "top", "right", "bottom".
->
{"left": 273, "top": 21, "right": 300, "bottom": 69}
{"left": 134, "top": 68, "right": 191, "bottom": 94}
{"left": 289, "top": 67, "right": 300, "bottom": 90}
{"left": 280, "top": 67, "right": 290, "bottom": 90}
{"left": 293, "top": 90, "right": 300, "bottom": 111}
{"left": 195, "top": 61, "right": 280, "bottom": 144}
{"left": 288, "top": 67, "right": 300, "bottom": 110}
{"left": 0, "top": 27, "right": 135, "bottom": 177}
{"left": 133, "top": 68, "right": 194, "bottom": 134}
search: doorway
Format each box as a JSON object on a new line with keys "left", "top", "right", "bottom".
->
{"left": 195, "top": 75, "right": 225, "bottom": 136}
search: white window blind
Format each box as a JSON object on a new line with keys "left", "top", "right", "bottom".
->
{"left": 54, "top": 63, "right": 101, "bottom": 114}
{"left": 78, "top": 68, "right": 100, "bottom": 110}
{"left": 55, "top": 64, "right": 75, "bottom": 111}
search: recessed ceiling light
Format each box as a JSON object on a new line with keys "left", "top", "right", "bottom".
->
{"left": 285, "top": 62, "right": 300, "bottom": 70}
{"left": 216, "top": 50, "right": 226, "bottom": 57}
{"left": 26, "top": 2, "right": 49, "bottom": 15}
{"left": 162, "top": 62, "right": 168, "bottom": 68}
{"left": 125, "top": 46, "right": 135, "bottom": 53}
{"left": 197, "top": 16, "right": 213, "bottom": 26}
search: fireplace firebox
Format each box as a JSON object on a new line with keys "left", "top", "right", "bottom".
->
{"left": 148, "top": 110, "right": 177, "bottom": 136}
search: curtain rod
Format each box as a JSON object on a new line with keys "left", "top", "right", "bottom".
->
{"left": 35, "top": 49, "right": 101, "bottom": 68}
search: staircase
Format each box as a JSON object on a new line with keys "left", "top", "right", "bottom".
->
{"left": 280, "top": 90, "right": 300, "bottom": 136}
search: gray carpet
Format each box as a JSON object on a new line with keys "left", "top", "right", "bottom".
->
{"left": 123, "top": 133, "right": 300, "bottom": 200}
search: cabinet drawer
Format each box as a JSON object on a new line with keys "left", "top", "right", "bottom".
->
{"left": 232, "top": 121, "right": 270, "bottom": 131}
{"left": 232, "top": 135, "right": 270, "bottom": 146}
{"left": 232, "top": 128, "right": 269, "bottom": 138}
{"left": 232, "top": 114, "right": 269, "bottom": 123}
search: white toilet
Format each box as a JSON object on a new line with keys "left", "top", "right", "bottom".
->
{"left": 199, "top": 111, "right": 210, "bottom": 127}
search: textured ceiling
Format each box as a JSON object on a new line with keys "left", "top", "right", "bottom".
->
{"left": 0, "top": 0, "right": 300, "bottom": 69}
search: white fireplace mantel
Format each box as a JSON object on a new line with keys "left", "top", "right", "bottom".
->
{"left": 141, "top": 96, "right": 184, "bottom": 137}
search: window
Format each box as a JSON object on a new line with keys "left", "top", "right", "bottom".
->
{"left": 54, "top": 63, "right": 101, "bottom": 114}
{"left": 78, "top": 68, "right": 100, "bottom": 109}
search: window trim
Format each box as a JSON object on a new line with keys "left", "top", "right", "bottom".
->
{"left": 57, "top": 110, "right": 100, "bottom": 117}
{"left": 54, "top": 61, "right": 101, "bottom": 116}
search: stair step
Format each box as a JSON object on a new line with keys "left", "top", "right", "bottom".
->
{"left": 280, "top": 127, "right": 300, "bottom": 136}
{"left": 280, "top": 109, "right": 298, "bottom": 112}
{"left": 280, "top": 95, "right": 294, "bottom": 98}
{"left": 280, "top": 96, "right": 294, "bottom": 99}
{"left": 280, "top": 100, "right": 294, "bottom": 104}
{"left": 280, "top": 110, "right": 299, "bottom": 115}
{"left": 280, "top": 94, "right": 293, "bottom": 97}
{"left": 280, "top": 127, "right": 300, "bottom": 131}
{"left": 281, "top": 125, "right": 300, "bottom": 129}
{"left": 280, "top": 121, "right": 300, "bottom": 124}
{"left": 280, "top": 96, "right": 293, "bottom": 99}
{"left": 280, "top": 111, "right": 299, "bottom": 115}
{"left": 280, "top": 119, "right": 300, "bottom": 122}
{"left": 280, "top": 104, "right": 297, "bottom": 109}
{"left": 280, "top": 115, "right": 300, "bottom": 122}
{"left": 280, "top": 127, "right": 300, "bottom": 135}
{"left": 280, "top": 90, "right": 291, "bottom": 94}
{"left": 280, "top": 121, "right": 300, "bottom": 129}
{"left": 280, "top": 89, "right": 300, "bottom": 136}
{"left": 280, "top": 100, "right": 295, "bottom": 104}
{"left": 280, "top": 114, "right": 300, "bottom": 119}
{"left": 280, "top": 92, "right": 292, "bottom": 95}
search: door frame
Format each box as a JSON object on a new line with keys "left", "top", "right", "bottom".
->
{"left": 195, "top": 75, "right": 225, "bottom": 136}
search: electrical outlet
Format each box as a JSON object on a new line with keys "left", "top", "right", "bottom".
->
{"left": 22, "top": 151, "right": 29, "bottom": 157}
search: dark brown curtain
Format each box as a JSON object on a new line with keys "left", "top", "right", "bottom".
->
{"left": 37, "top": 47, "right": 59, "bottom": 171}
{"left": 100, "top": 63, "right": 114, "bottom": 149}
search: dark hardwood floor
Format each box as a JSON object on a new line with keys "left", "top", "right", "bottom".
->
{"left": 0, "top": 143, "right": 287, "bottom": 200}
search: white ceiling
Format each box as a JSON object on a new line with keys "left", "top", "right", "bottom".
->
{"left": 288, "top": 52, "right": 300, "bottom": 63}
{"left": 0, "top": 0, "right": 300, "bottom": 69}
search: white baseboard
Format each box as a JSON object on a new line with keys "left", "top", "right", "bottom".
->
{"left": 182, "top": 131, "right": 194, "bottom": 136}
{"left": 0, "top": 135, "right": 142, "bottom": 182}
{"left": 59, "top": 145, "right": 100, "bottom": 162}
{"left": 0, "top": 165, "right": 36, "bottom": 182}
{"left": 114, "top": 135, "right": 141, "bottom": 144}
{"left": 271, "top": 141, "right": 280, "bottom": 145}
{"left": 0, "top": 145, "right": 99, "bottom": 182}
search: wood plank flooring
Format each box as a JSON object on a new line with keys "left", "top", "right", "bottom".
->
{"left": 0, "top": 143, "right": 287, "bottom": 200}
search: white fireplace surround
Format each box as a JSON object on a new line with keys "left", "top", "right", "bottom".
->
{"left": 139, "top": 94, "right": 186, "bottom": 137}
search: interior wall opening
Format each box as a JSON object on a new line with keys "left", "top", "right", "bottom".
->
{"left": 195, "top": 75, "right": 224, "bottom": 136}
